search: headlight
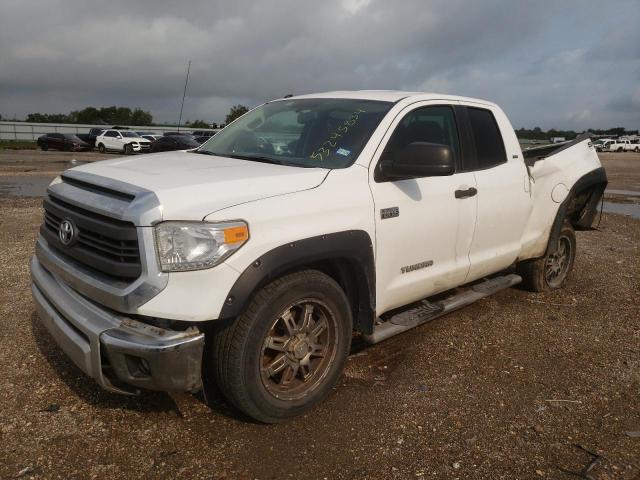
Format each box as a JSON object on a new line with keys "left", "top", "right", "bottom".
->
{"left": 154, "top": 221, "right": 249, "bottom": 272}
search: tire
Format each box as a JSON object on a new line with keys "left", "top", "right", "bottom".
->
{"left": 617, "top": 147, "right": 623, "bottom": 152}
{"left": 124, "top": 144, "right": 133, "bottom": 155}
{"left": 41, "top": 145, "right": 48, "bottom": 151}
{"left": 210, "top": 270, "right": 352, "bottom": 423}
{"left": 635, "top": 147, "right": 639, "bottom": 153}
{"left": 517, "top": 222, "right": 576, "bottom": 292}
{"left": 98, "top": 143, "right": 106, "bottom": 153}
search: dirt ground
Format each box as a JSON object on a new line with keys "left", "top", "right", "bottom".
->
{"left": 0, "top": 149, "right": 638, "bottom": 479}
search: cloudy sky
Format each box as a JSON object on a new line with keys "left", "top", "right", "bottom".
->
{"left": 0, "top": 0, "right": 638, "bottom": 129}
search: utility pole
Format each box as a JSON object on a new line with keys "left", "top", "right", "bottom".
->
{"left": 177, "top": 60, "right": 191, "bottom": 132}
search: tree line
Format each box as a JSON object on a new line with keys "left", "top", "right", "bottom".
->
{"left": 24, "top": 106, "right": 154, "bottom": 126}
{"left": 2, "top": 104, "right": 251, "bottom": 129}
{"left": 515, "top": 126, "right": 638, "bottom": 140}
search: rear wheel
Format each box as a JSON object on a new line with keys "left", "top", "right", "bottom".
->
{"left": 517, "top": 222, "right": 576, "bottom": 292}
{"left": 210, "top": 270, "right": 352, "bottom": 423}
{"left": 40, "top": 144, "right": 48, "bottom": 151}
{"left": 98, "top": 143, "right": 106, "bottom": 153}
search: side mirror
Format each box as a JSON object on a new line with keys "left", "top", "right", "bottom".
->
{"left": 378, "top": 142, "right": 455, "bottom": 181}
{"left": 117, "top": 135, "right": 122, "bottom": 139}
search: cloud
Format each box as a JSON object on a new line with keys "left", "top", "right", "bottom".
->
{"left": 0, "top": 0, "right": 638, "bottom": 129}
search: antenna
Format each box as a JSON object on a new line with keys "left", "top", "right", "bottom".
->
{"left": 177, "top": 60, "right": 191, "bottom": 132}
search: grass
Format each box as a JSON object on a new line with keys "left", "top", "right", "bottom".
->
{"left": 0, "top": 140, "right": 38, "bottom": 150}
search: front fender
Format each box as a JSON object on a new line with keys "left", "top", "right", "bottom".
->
{"left": 219, "top": 230, "right": 376, "bottom": 332}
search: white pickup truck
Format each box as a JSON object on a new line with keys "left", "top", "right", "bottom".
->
{"left": 624, "top": 139, "right": 640, "bottom": 152}
{"left": 599, "top": 138, "right": 634, "bottom": 153}
{"left": 30, "top": 91, "right": 606, "bottom": 423}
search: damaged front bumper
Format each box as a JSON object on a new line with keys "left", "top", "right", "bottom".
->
{"left": 30, "top": 256, "right": 205, "bottom": 395}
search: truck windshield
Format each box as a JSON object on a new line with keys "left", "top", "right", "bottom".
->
{"left": 196, "top": 99, "right": 393, "bottom": 168}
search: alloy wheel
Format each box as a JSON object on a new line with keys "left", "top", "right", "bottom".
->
{"left": 545, "top": 235, "right": 572, "bottom": 288}
{"left": 260, "top": 299, "right": 338, "bottom": 401}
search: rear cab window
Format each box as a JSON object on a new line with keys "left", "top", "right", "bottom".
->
{"left": 466, "top": 107, "right": 507, "bottom": 169}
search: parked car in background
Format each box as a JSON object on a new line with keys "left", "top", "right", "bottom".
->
{"left": 624, "top": 140, "right": 639, "bottom": 152}
{"left": 75, "top": 127, "right": 106, "bottom": 148}
{"left": 609, "top": 139, "right": 631, "bottom": 152}
{"left": 37, "top": 133, "right": 91, "bottom": 151}
{"left": 192, "top": 130, "right": 217, "bottom": 137}
{"left": 150, "top": 134, "right": 200, "bottom": 152}
{"left": 194, "top": 136, "right": 212, "bottom": 144}
{"left": 140, "top": 134, "right": 163, "bottom": 143}
{"left": 594, "top": 139, "right": 620, "bottom": 152}
{"left": 95, "top": 129, "right": 151, "bottom": 154}
{"left": 163, "top": 131, "right": 193, "bottom": 137}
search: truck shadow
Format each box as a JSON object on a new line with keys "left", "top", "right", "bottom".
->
{"left": 30, "top": 310, "right": 249, "bottom": 420}
{"left": 30, "top": 311, "right": 181, "bottom": 414}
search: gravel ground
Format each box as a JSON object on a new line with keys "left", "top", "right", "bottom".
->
{"left": 0, "top": 149, "right": 638, "bottom": 479}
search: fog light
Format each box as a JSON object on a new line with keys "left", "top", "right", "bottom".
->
{"left": 125, "top": 355, "right": 151, "bottom": 378}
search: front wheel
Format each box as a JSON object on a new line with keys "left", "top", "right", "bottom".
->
{"left": 517, "top": 222, "right": 576, "bottom": 292}
{"left": 210, "top": 270, "right": 352, "bottom": 423}
{"left": 124, "top": 144, "right": 133, "bottom": 155}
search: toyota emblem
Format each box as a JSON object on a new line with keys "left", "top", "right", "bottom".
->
{"left": 58, "top": 219, "right": 77, "bottom": 246}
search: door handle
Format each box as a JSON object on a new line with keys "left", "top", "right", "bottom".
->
{"left": 454, "top": 187, "right": 478, "bottom": 199}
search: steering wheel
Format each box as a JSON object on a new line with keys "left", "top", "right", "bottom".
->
{"left": 255, "top": 136, "right": 275, "bottom": 155}
{"left": 232, "top": 131, "right": 275, "bottom": 155}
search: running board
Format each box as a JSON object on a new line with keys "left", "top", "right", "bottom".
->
{"left": 362, "top": 274, "right": 522, "bottom": 344}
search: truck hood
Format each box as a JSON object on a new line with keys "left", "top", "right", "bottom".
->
{"left": 71, "top": 151, "right": 330, "bottom": 221}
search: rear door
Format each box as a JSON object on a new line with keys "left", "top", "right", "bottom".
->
{"left": 370, "top": 102, "right": 477, "bottom": 314}
{"left": 51, "top": 134, "right": 64, "bottom": 150}
{"left": 460, "top": 104, "right": 531, "bottom": 281}
{"left": 103, "top": 130, "right": 117, "bottom": 150}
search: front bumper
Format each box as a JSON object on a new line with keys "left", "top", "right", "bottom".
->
{"left": 131, "top": 142, "right": 151, "bottom": 152}
{"left": 30, "top": 256, "right": 205, "bottom": 395}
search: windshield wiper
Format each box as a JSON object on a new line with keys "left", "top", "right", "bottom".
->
{"left": 192, "top": 150, "right": 315, "bottom": 168}
{"left": 224, "top": 153, "right": 288, "bottom": 166}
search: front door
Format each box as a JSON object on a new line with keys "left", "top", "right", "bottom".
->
{"left": 370, "top": 103, "right": 477, "bottom": 315}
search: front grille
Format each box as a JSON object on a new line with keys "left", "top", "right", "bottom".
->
{"left": 41, "top": 195, "right": 141, "bottom": 280}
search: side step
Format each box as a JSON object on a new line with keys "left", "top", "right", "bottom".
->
{"left": 362, "top": 273, "right": 522, "bottom": 344}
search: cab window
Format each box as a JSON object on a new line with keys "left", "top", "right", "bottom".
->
{"left": 383, "top": 105, "right": 460, "bottom": 165}
{"left": 467, "top": 107, "right": 507, "bottom": 169}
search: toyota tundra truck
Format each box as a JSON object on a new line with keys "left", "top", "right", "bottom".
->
{"left": 30, "top": 91, "right": 607, "bottom": 423}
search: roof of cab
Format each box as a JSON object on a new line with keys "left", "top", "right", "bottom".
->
{"left": 278, "top": 90, "right": 496, "bottom": 106}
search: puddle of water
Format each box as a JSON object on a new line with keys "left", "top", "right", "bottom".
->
{"left": 1, "top": 174, "right": 639, "bottom": 221}
{"left": 0, "top": 176, "right": 54, "bottom": 197}
{"left": 602, "top": 202, "right": 640, "bottom": 220}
